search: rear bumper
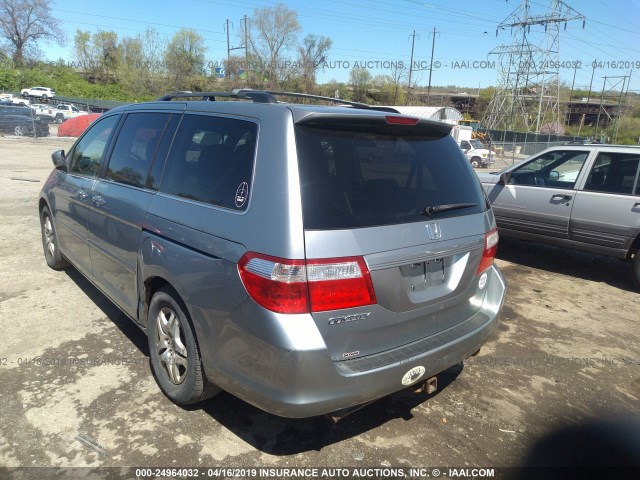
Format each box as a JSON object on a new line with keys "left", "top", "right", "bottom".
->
{"left": 198, "top": 265, "right": 506, "bottom": 418}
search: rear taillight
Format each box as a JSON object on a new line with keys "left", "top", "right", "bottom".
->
{"left": 476, "top": 228, "right": 499, "bottom": 275}
{"left": 238, "top": 253, "right": 376, "bottom": 314}
{"left": 307, "top": 257, "right": 376, "bottom": 312}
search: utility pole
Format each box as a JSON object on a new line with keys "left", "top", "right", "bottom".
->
{"left": 243, "top": 15, "right": 249, "bottom": 66}
{"left": 226, "top": 19, "right": 232, "bottom": 61}
{"left": 408, "top": 30, "right": 417, "bottom": 100}
{"left": 427, "top": 27, "right": 438, "bottom": 101}
{"left": 226, "top": 16, "right": 248, "bottom": 82}
{"left": 242, "top": 15, "right": 249, "bottom": 84}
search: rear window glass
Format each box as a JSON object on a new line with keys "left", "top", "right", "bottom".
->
{"left": 158, "top": 114, "right": 257, "bottom": 211}
{"left": 295, "top": 124, "right": 486, "bottom": 229}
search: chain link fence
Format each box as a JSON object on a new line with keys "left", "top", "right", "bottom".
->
{"left": 0, "top": 105, "right": 50, "bottom": 139}
{"left": 0, "top": 96, "right": 127, "bottom": 139}
{"left": 479, "top": 128, "right": 589, "bottom": 168}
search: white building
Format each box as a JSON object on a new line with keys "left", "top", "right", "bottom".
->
{"left": 383, "top": 106, "right": 463, "bottom": 125}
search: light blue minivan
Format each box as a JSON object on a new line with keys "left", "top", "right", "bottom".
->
{"left": 39, "top": 91, "right": 506, "bottom": 418}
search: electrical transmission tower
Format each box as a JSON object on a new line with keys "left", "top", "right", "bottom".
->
{"left": 483, "top": 0, "right": 585, "bottom": 134}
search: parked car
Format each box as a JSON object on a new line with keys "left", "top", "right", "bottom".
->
{"left": 0, "top": 93, "right": 30, "bottom": 106}
{"left": 460, "top": 139, "right": 496, "bottom": 168}
{"left": 38, "top": 90, "right": 506, "bottom": 418}
{"left": 0, "top": 105, "right": 49, "bottom": 136}
{"left": 30, "top": 103, "right": 57, "bottom": 122}
{"left": 477, "top": 145, "right": 640, "bottom": 289}
{"left": 52, "top": 103, "right": 88, "bottom": 124}
{"left": 21, "top": 86, "right": 56, "bottom": 99}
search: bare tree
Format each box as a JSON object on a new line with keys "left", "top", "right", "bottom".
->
{"left": 164, "top": 28, "right": 206, "bottom": 90}
{"left": 349, "top": 67, "right": 371, "bottom": 103}
{"left": 138, "top": 28, "right": 167, "bottom": 92}
{"left": 245, "top": 4, "right": 301, "bottom": 88}
{"left": 388, "top": 63, "right": 408, "bottom": 104}
{"left": 73, "top": 30, "right": 120, "bottom": 83}
{"left": 0, "top": 0, "right": 64, "bottom": 66}
{"left": 297, "top": 34, "right": 332, "bottom": 93}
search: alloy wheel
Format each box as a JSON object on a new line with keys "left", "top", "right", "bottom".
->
{"left": 155, "top": 306, "right": 188, "bottom": 384}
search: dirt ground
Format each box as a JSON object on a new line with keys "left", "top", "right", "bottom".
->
{"left": 0, "top": 134, "right": 638, "bottom": 477}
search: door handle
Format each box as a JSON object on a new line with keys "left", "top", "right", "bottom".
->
{"left": 75, "top": 190, "right": 88, "bottom": 200}
{"left": 552, "top": 194, "right": 572, "bottom": 200}
{"left": 92, "top": 195, "right": 106, "bottom": 207}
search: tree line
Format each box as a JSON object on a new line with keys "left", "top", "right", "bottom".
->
{"left": 0, "top": 0, "right": 414, "bottom": 104}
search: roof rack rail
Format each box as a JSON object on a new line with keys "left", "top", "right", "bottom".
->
{"left": 264, "top": 91, "right": 368, "bottom": 108}
{"left": 157, "top": 90, "right": 277, "bottom": 103}
{"left": 264, "top": 91, "right": 402, "bottom": 112}
{"left": 156, "top": 89, "right": 399, "bottom": 113}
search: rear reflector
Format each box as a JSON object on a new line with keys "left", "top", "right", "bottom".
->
{"left": 385, "top": 115, "right": 420, "bottom": 125}
{"left": 238, "top": 253, "right": 376, "bottom": 314}
{"left": 476, "top": 228, "right": 499, "bottom": 275}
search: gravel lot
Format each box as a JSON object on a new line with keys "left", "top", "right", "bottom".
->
{"left": 0, "top": 134, "right": 638, "bottom": 477}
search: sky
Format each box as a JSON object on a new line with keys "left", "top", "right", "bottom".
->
{"left": 40, "top": 0, "right": 640, "bottom": 95}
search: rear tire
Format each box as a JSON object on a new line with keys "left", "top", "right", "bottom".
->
{"left": 147, "top": 287, "right": 220, "bottom": 405}
{"left": 632, "top": 251, "right": 640, "bottom": 291}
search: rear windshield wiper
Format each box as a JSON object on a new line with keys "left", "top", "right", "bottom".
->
{"left": 422, "top": 203, "right": 477, "bottom": 216}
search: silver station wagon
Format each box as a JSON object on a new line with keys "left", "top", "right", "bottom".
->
{"left": 39, "top": 90, "right": 506, "bottom": 418}
{"left": 477, "top": 145, "right": 640, "bottom": 289}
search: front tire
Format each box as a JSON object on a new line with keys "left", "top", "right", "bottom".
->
{"left": 40, "top": 206, "right": 67, "bottom": 270}
{"left": 14, "top": 125, "right": 25, "bottom": 136}
{"left": 470, "top": 157, "right": 480, "bottom": 168}
{"left": 147, "top": 287, "right": 220, "bottom": 405}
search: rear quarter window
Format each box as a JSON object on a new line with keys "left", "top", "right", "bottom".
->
{"left": 295, "top": 123, "right": 486, "bottom": 229}
{"left": 158, "top": 114, "right": 257, "bottom": 211}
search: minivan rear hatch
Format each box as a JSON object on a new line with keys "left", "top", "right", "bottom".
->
{"left": 294, "top": 111, "right": 492, "bottom": 362}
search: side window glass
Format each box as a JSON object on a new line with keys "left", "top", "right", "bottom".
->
{"left": 509, "top": 150, "right": 589, "bottom": 188}
{"left": 105, "top": 113, "right": 170, "bottom": 188}
{"left": 158, "top": 114, "right": 257, "bottom": 211}
{"left": 68, "top": 115, "right": 119, "bottom": 177}
{"left": 584, "top": 153, "right": 640, "bottom": 195}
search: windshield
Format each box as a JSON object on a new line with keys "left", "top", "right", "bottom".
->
{"left": 470, "top": 140, "right": 485, "bottom": 149}
{"left": 295, "top": 124, "right": 486, "bottom": 229}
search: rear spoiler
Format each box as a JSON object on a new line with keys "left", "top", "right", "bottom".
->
{"left": 294, "top": 112, "right": 453, "bottom": 138}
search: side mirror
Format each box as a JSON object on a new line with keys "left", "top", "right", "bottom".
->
{"left": 499, "top": 171, "right": 511, "bottom": 185}
{"left": 51, "top": 150, "right": 66, "bottom": 171}
{"left": 549, "top": 170, "right": 560, "bottom": 181}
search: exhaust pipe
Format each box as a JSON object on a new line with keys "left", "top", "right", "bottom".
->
{"left": 326, "top": 375, "right": 440, "bottom": 424}
{"left": 326, "top": 400, "right": 376, "bottom": 424}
